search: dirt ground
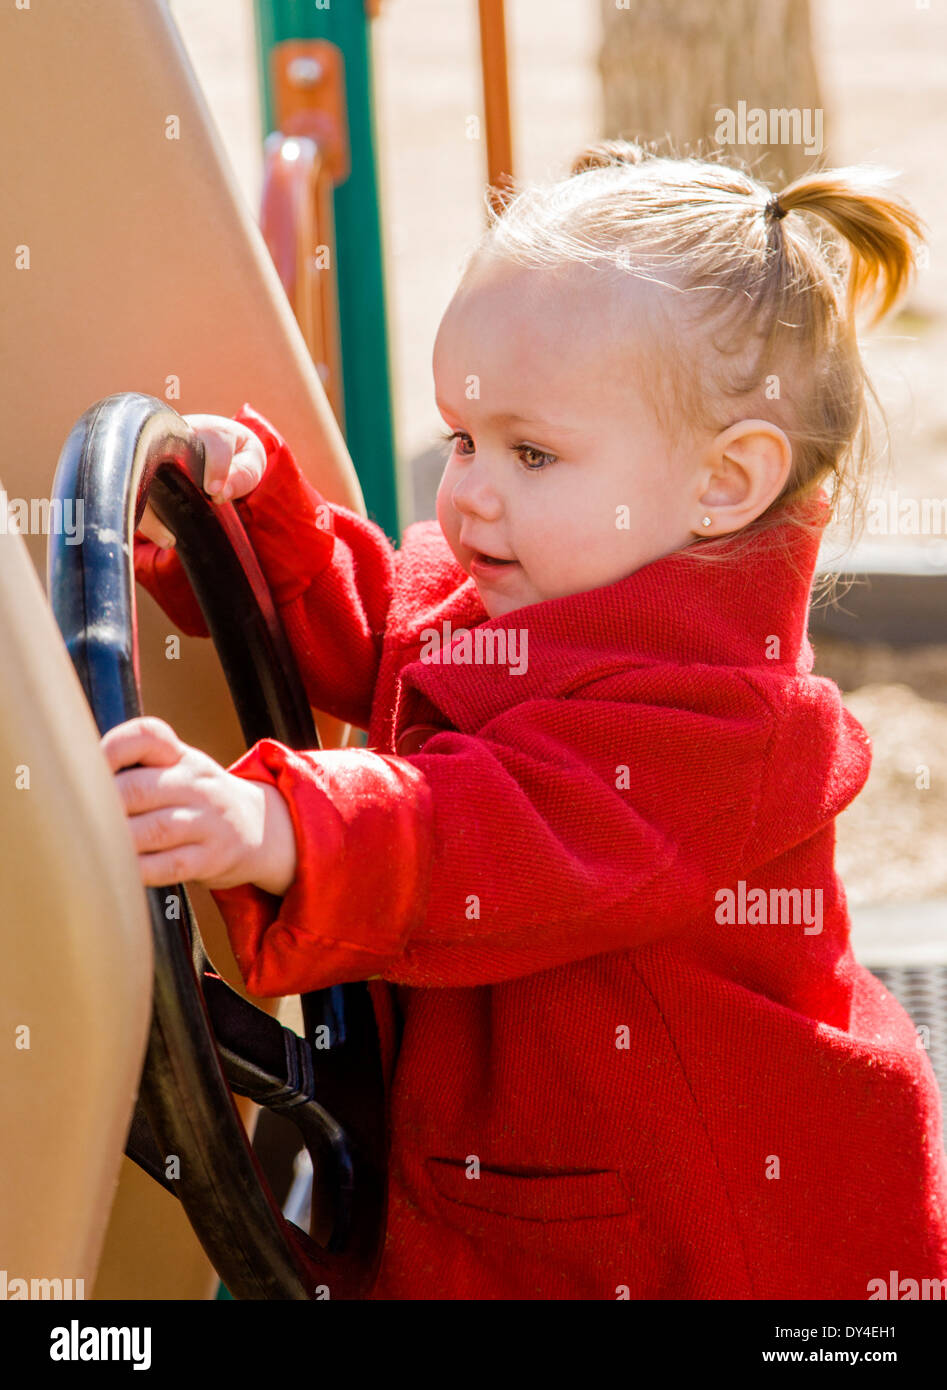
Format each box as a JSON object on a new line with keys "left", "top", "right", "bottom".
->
{"left": 166, "top": 1, "right": 947, "bottom": 935}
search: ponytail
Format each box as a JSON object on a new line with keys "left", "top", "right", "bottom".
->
{"left": 765, "top": 167, "right": 925, "bottom": 326}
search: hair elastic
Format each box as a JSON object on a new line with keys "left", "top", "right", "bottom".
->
{"left": 765, "top": 195, "right": 788, "bottom": 222}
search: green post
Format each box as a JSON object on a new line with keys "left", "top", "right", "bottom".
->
{"left": 253, "top": 0, "right": 400, "bottom": 543}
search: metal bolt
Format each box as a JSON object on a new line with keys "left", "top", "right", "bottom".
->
{"left": 288, "top": 57, "right": 324, "bottom": 89}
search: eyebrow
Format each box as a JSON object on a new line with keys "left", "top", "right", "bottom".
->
{"left": 436, "top": 402, "right": 583, "bottom": 435}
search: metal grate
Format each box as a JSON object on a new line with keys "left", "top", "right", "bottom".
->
{"left": 871, "top": 967, "right": 947, "bottom": 1126}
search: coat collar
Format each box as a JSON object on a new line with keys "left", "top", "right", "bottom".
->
{"left": 398, "top": 490, "right": 830, "bottom": 737}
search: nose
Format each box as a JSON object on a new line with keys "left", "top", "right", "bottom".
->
{"left": 449, "top": 452, "right": 502, "bottom": 520}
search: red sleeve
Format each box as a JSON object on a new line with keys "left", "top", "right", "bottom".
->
{"left": 133, "top": 534, "right": 211, "bottom": 639}
{"left": 133, "top": 403, "right": 396, "bottom": 729}
{"left": 210, "top": 689, "right": 776, "bottom": 997}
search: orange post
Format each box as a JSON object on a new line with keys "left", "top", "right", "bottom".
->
{"left": 265, "top": 41, "right": 350, "bottom": 427}
{"left": 477, "top": 0, "right": 515, "bottom": 216}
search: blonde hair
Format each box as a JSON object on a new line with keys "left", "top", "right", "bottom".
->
{"left": 465, "top": 139, "right": 926, "bottom": 597}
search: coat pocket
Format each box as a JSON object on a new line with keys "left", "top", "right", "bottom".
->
{"left": 425, "top": 1158, "right": 634, "bottom": 1222}
{"left": 422, "top": 1159, "right": 648, "bottom": 1297}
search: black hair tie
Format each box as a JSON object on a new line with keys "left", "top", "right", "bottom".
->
{"left": 765, "top": 194, "right": 788, "bottom": 221}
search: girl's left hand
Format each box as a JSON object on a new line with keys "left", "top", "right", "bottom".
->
{"left": 100, "top": 716, "right": 297, "bottom": 895}
{"left": 137, "top": 415, "right": 268, "bottom": 549}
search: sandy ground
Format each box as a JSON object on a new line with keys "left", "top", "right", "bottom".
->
{"left": 166, "top": 1, "right": 947, "bottom": 932}
{"left": 814, "top": 639, "right": 947, "bottom": 908}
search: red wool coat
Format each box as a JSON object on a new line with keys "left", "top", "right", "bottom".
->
{"left": 134, "top": 404, "right": 947, "bottom": 1301}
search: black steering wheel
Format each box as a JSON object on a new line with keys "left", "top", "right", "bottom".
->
{"left": 47, "top": 393, "right": 387, "bottom": 1299}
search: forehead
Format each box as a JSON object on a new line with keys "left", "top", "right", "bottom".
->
{"left": 433, "top": 256, "right": 673, "bottom": 411}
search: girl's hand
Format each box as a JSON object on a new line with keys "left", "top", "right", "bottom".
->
{"left": 101, "top": 716, "right": 297, "bottom": 896}
{"left": 137, "top": 415, "right": 268, "bottom": 548}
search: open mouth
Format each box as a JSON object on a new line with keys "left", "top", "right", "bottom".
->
{"left": 470, "top": 551, "right": 518, "bottom": 576}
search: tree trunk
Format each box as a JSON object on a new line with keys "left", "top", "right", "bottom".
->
{"left": 598, "top": 0, "right": 826, "bottom": 187}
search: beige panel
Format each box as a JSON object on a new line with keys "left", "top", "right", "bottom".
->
{"left": 0, "top": 517, "right": 153, "bottom": 1293}
{"left": 1, "top": 0, "right": 368, "bottom": 1298}
{"left": 0, "top": 0, "right": 363, "bottom": 948}
{"left": 91, "top": 1160, "right": 220, "bottom": 1302}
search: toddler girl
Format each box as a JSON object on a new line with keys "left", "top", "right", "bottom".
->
{"left": 114, "top": 141, "right": 947, "bottom": 1299}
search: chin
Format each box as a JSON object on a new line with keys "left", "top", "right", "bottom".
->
{"left": 480, "top": 594, "right": 520, "bottom": 620}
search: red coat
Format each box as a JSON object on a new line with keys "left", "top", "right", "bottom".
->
{"left": 134, "top": 403, "right": 947, "bottom": 1300}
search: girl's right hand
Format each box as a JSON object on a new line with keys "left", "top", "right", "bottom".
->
{"left": 137, "top": 414, "right": 268, "bottom": 548}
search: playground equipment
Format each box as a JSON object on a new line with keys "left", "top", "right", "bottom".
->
{"left": 0, "top": 472, "right": 153, "bottom": 1302}
{"left": 260, "top": 39, "right": 350, "bottom": 428}
{"left": 48, "top": 393, "right": 387, "bottom": 1298}
{"left": 0, "top": 0, "right": 372, "bottom": 1300}
{"left": 254, "top": 0, "right": 398, "bottom": 539}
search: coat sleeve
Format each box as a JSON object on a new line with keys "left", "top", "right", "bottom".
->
{"left": 209, "top": 685, "right": 778, "bottom": 995}
{"left": 132, "top": 403, "right": 396, "bottom": 730}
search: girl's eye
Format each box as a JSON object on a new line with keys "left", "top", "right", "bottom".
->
{"left": 440, "top": 429, "right": 474, "bottom": 456}
{"left": 516, "top": 444, "right": 556, "bottom": 471}
{"left": 439, "top": 430, "right": 555, "bottom": 471}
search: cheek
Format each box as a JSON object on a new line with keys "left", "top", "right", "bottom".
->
{"left": 540, "top": 487, "right": 653, "bottom": 587}
{"left": 596, "top": 475, "right": 672, "bottom": 544}
{"left": 553, "top": 490, "right": 627, "bottom": 553}
{"left": 436, "top": 472, "right": 459, "bottom": 546}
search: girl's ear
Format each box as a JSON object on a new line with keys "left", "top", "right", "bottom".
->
{"left": 696, "top": 419, "right": 792, "bottom": 534}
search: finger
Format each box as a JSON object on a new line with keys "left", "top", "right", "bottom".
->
{"left": 195, "top": 426, "right": 236, "bottom": 498}
{"left": 219, "top": 440, "right": 266, "bottom": 502}
{"left": 126, "top": 805, "right": 203, "bottom": 857}
{"left": 112, "top": 763, "right": 196, "bottom": 816}
{"left": 136, "top": 842, "right": 210, "bottom": 888}
{"left": 100, "top": 716, "right": 185, "bottom": 774}
{"left": 137, "top": 501, "right": 176, "bottom": 549}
